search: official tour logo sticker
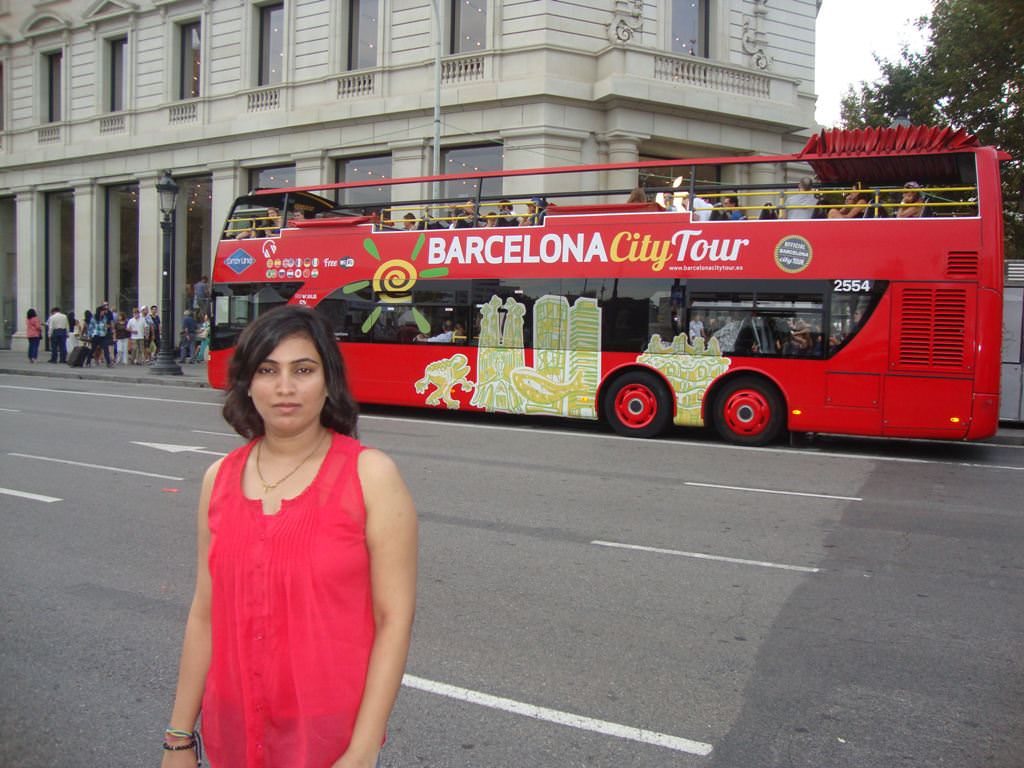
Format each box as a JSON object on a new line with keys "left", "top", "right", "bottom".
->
{"left": 774, "top": 236, "right": 812, "bottom": 274}
{"left": 225, "top": 248, "right": 256, "bottom": 275}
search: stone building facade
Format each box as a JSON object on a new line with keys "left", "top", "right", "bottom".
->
{"left": 0, "top": 0, "right": 819, "bottom": 347}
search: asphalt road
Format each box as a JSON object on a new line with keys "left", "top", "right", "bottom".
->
{"left": 1, "top": 372, "right": 1022, "bottom": 767}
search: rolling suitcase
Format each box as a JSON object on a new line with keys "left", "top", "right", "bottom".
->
{"left": 67, "top": 345, "right": 89, "bottom": 367}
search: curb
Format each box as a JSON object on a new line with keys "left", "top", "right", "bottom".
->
{"left": 0, "top": 365, "right": 211, "bottom": 389}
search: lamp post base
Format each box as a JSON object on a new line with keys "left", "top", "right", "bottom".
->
{"left": 150, "top": 349, "right": 184, "bottom": 376}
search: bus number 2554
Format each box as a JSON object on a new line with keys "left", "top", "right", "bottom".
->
{"left": 834, "top": 279, "right": 872, "bottom": 292}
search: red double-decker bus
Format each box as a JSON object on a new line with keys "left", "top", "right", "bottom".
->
{"left": 207, "top": 126, "right": 1007, "bottom": 444}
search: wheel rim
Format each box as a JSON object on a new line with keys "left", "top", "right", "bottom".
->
{"left": 722, "top": 388, "right": 772, "bottom": 438}
{"left": 613, "top": 383, "right": 658, "bottom": 429}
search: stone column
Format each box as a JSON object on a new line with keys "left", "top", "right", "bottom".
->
{"left": 388, "top": 138, "right": 430, "bottom": 220}
{"left": 209, "top": 161, "right": 241, "bottom": 252}
{"left": 293, "top": 150, "right": 326, "bottom": 188}
{"left": 746, "top": 159, "right": 780, "bottom": 217}
{"left": 13, "top": 188, "right": 41, "bottom": 353}
{"left": 71, "top": 180, "right": 100, "bottom": 313}
{"left": 601, "top": 131, "right": 648, "bottom": 200}
{"left": 136, "top": 171, "right": 161, "bottom": 310}
{"left": 499, "top": 128, "right": 588, "bottom": 209}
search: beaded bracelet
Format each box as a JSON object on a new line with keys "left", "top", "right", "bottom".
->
{"left": 162, "top": 727, "right": 203, "bottom": 765}
{"left": 162, "top": 740, "right": 195, "bottom": 751}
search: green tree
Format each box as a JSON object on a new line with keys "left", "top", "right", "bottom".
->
{"left": 840, "top": 0, "right": 1023, "bottom": 259}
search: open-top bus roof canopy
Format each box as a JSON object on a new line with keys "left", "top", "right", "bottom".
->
{"left": 797, "top": 125, "right": 981, "bottom": 185}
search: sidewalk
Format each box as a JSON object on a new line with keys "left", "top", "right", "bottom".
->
{"left": 0, "top": 348, "right": 210, "bottom": 388}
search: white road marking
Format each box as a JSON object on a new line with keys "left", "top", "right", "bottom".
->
{"left": 0, "top": 384, "right": 218, "bottom": 407}
{"left": 684, "top": 481, "right": 861, "bottom": 502}
{"left": 401, "top": 674, "right": 713, "bottom": 756}
{"left": 592, "top": 540, "right": 821, "bottom": 574}
{"left": 192, "top": 429, "right": 237, "bottom": 438}
{"left": 0, "top": 487, "right": 61, "bottom": 503}
{"left": 132, "top": 441, "right": 227, "bottom": 457}
{"left": 7, "top": 453, "right": 184, "bottom": 481}
{"left": 0, "top": 407, "right": 21, "bottom": 412}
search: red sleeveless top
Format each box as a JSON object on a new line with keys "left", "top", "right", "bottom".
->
{"left": 202, "top": 432, "right": 374, "bottom": 768}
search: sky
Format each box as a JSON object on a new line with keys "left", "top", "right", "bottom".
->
{"left": 814, "top": 0, "right": 933, "bottom": 127}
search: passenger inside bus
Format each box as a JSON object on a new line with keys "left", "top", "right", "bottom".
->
{"left": 416, "top": 320, "right": 465, "bottom": 343}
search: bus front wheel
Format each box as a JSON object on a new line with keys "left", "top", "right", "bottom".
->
{"left": 603, "top": 371, "right": 672, "bottom": 438}
{"left": 713, "top": 376, "right": 785, "bottom": 445}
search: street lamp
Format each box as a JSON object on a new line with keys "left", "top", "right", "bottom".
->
{"left": 430, "top": 0, "right": 442, "bottom": 200}
{"left": 151, "top": 169, "right": 183, "bottom": 376}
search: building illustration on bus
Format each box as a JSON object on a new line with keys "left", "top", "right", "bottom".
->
{"left": 207, "top": 126, "right": 1008, "bottom": 444}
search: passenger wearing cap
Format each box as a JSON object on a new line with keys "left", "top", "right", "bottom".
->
{"left": 897, "top": 181, "right": 926, "bottom": 218}
{"left": 522, "top": 197, "right": 547, "bottom": 226}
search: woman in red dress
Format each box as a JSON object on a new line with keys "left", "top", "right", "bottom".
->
{"left": 162, "top": 305, "right": 417, "bottom": 768}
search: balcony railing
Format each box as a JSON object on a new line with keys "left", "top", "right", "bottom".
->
{"left": 247, "top": 87, "right": 281, "bottom": 112}
{"left": 99, "top": 114, "right": 126, "bottom": 134}
{"left": 337, "top": 72, "right": 374, "bottom": 98}
{"left": 37, "top": 125, "right": 61, "bottom": 144}
{"left": 654, "top": 55, "right": 771, "bottom": 99}
{"left": 168, "top": 101, "right": 198, "bottom": 124}
{"left": 441, "top": 54, "right": 485, "bottom": 85}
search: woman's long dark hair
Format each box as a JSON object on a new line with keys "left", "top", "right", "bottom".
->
{"left": 222, "top": 305, "right": 358, "bottom": 440}
{"left": 26, "top": 308, "right": 37, "bottom": 319}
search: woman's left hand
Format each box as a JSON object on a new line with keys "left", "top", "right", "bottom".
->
{"left": 330, "top": 749, "right": 379, "bottom": 768}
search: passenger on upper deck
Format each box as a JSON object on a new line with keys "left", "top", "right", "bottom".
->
{"left": 626, "top": 187, "right": 648, "bottom": 204}
{"left": 233, "top": 206, "right": 283, "bottom": 239}
{"left": 784, "top": 177, "right": 818, "bottom": 220}
{"left": 721, "top": 195, "right": 746, "bottom": 220}
{"left": 522, "top": 198, "right": 547, "bottom": 226}
{"left": 494, "top": 200, "right": 519, "bottom": 227}
{"left": 402, "top": 213, "right": 419, "bottom": 230}
{"left": 827, "top": 190, "right": 871, "bottom": 219}
{"left": 450, "top": 201, "right": 476, "bottom": 229}
{"left": 896, "top": 182, "right": 927, "bottom": 218}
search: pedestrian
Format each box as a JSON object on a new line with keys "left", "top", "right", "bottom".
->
{"left": 139, "top": 306, "right": 154, "bottom": 362}
{"left": 80, "top": 310, "right": 94, "bottom": 366}
{"left": 114, "top": 311, "right": 130, "bottom": 365}
{"left": 149, "top": 304, "right": 161, "bottom": 361}
{"left": 25, "top": 308, "right": 42, "bottom": 363}
{"left": 127, "top": 307, "right": 146, "bottom": 365}
{"left": 90, "top": 303, "right": 113, "bottom": 367}
{"left": 193, "top": 275, "right": 210, "bottom": 317}
{"left": 46, "top": 306, "right": 69, "bottom": 363}
{"left": 178, "top": 309, "right": 197, "bottom": 363}
{"left": 161, "top": 305, "right": 417, "bottom": 768}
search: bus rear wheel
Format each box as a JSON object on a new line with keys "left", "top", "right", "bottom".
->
{"left": 603, "top": 371, "right": 672, "bottom": 438}
{"left": 713, "top": 376, "right": 785, "bottom": 445}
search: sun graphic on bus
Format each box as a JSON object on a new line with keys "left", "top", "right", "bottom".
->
{"left": 341, "top": 233, "right": 449, "bottom": 333}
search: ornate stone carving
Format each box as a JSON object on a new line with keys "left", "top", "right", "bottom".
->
{"left": 741, "top": 0, "right": 770, "bottom": 70}
{"left": 608, "top": 0, "right": 643, "bottom": 44}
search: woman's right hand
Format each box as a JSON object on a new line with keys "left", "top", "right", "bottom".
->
{"left": 160, "top": 746, "right": 199, "bottom": 768}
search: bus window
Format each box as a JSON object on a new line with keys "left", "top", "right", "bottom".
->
{"left": 692, "top": 289, "right": 825, "bottom": 357}
{"left": 316, "top": 284, "right": 376, "bottom": 342}
{"left": 210, "top": 282, "right": 303, "bottom": 350}
{"left": 829, "top": 283, "right": 886, "bottom": 351}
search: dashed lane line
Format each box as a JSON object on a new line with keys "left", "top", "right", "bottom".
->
{"left": 7, "top": 453, "right": 184, "bottom": 481}
{"left": 0, "top": 487, "right": 61, "bottom": 503}
{"left": 592, "top": 540, "right": 821, "bottom": 574}
{"left": 684, "top": 481, "right": 862, "bottom": 502}
{"left": 402, "top": 674, "right": 713, "bottom": 756}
